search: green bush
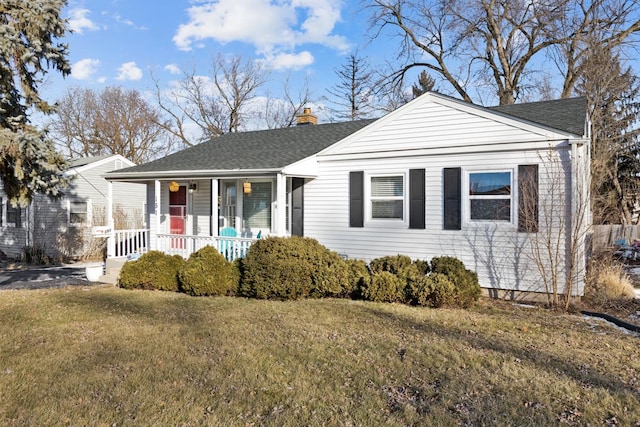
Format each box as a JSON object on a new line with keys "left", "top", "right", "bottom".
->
{"left": 345, "top": 259, "right": 371, "bottom": 299}
{"left": 360, "top": 271, "right": 405, "bottom": 303}
{"left": 407, "top": 273, "right": 456, "bottom": 307}
{"left": 369, "top": 255, "right": 428, "bottom": 284}
{"left": 118, "top": 250, "right": 185, "bottom": 291}
{"left": 238, "top": 236, "right": 350, "bottom": 300}
{"left": 178, "top": 246, "right": 237, "bottom": 296}
{"left": 430, "top": 256, "right": 481, "bottom": 307}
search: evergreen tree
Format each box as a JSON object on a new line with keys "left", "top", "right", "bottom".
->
{"left": 0, "top": 0, "right": 70, "bottom": 206}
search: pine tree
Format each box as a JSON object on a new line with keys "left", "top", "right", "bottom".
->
{"left": 0, "top": 0, "right": 70, "bottom": 206}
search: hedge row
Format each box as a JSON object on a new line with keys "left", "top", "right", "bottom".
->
{"left": 118, "top": 237, "right": 481, "bottom": 308}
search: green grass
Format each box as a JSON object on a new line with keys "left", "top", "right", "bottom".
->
{"left": 0, "top": 286, "right": 638, "bottom": 426}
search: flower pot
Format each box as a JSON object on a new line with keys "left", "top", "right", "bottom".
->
{"left": 85, "top": 263, "right": 104, "bottom": 282}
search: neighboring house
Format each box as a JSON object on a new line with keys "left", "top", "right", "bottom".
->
{"left": 0, "top": 154, "right": 146, "bottom": 259}
{"left": 105, "top": 93, "right": 591, "bottom": 298}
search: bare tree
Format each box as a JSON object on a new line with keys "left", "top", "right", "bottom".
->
{"left": 154, "top": 54, "right": 268, "bottom": 145}
{"left": 519, "top": 149, "right": 591, "bottom": 310}
{"left": 326, "top": 52, "right": 375, "bottom": 120}
{"left": 260, "top": 73, "right": 313, "bottom": 129}
{"left": 50, "top": 86, "right": 175, "bottom": 164}
{"left": 367, "top": 0, "right": 640, "bottom": 105}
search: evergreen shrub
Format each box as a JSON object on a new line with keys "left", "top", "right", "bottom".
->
{"left": 178, "top": 246, "right": 237, "bottom": 296}
{"left": 360, "top": 271, "right": 405, "bottom": 303}
{"left": 345, "top": 258, "right": 371, "bottom": 299}
{"left": 118, "top": 250, "right": 184, "bottom": 291}
{"left": 430, "top": 256, "right": 481, "bottom": 307}
{"left": 407, "top": 273, "right": 456, "bottom": 307}
{"left": 238, "top": 236, "right": 349, "bottom": 300}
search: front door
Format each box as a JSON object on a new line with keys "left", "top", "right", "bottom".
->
{"left": 169, "top": 185, "right": 187, "bottom": 248}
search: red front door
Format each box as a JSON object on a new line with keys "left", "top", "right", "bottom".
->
{"left": 169, "top": 186, "right": 187, "bottom": 248}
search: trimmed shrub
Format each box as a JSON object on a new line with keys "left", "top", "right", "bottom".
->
{"left": 407, "top": 273, "right": 456, "bottom": 307}
{"left": 345, "top": 258, "right": 371, "bottom": 299}
{"left": 360, "top": 271, "right": 405, "bottom": 303}
{"left": 238, "top": 236, "right": 350, "bottom": 300}
{"left": 369, "top": 255, "right": 428, "bottom": 284}
{"left": 178, "top": 246, "right": 237, "bottom": 296}
{"left": 430, "top": 256, "right": 481, "bottom": 307}
{"left": 118, "top": 250, "right": 184, "bottom": 291}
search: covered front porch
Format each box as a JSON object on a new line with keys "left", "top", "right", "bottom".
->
{"left": 105, "top": 174, "right": 305, "bottom": 261}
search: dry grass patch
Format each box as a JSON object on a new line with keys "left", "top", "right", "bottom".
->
{"left": 0, "top": 287, "right": 638, "bottom": 426}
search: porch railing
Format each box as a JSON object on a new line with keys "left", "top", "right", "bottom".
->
{"left": 113, "top": 229, "right": 149, "bottom": 258}
{"left": 110, "top": 230, "right": 258, "bottom": 261}
{"left": 156, "top": 233, "right": 256, "bottom": 261}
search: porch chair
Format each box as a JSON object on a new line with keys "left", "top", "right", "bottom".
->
{"left": 219, "top": 227, "right": 238, "bottom": 261}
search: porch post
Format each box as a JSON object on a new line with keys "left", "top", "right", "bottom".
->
{"left": 106, "top": 180, "right": 115, "bottom": 258}
{"left": 154, "top": 180, "right": 161, "bottom": 251}
{"left": 211, "top": 179, "right": 219, "bottom": 236}
{"left": 276, "top": 173, "right": 287, "bottom": 236}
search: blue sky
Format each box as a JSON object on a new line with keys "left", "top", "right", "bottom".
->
{"left": 42, "top": 0, "right": 390, "bottom": 119}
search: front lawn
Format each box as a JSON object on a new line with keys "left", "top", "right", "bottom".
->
{"left": 0, "top": 286, "right": 638, "bottom": 425}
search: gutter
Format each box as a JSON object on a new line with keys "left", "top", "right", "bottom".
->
{"left": 105, "top": 167, "right": 283, "bottom": 181}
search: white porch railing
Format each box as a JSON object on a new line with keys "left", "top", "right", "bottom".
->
{"left": 110, "top": 230, "right": 258, "bottom": 261}
{"left": 156, "top": 233, "right": 256, "bottom": 261}
{"left": 113, "top": 229, "right": 149, "bottom": 258}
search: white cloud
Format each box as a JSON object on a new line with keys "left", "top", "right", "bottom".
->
{"left": 68, "top": 8, "right": 99, "bottom": 34}
{"left": 116, "top": 62, "right": 143, "bottom": 81}
{"left": 268, "top": 51, "right": 314, "bottom": 70}
{"left": 71, "top": 58, "right": 101, "bottom": 80}
{"left": 173, "top": 0, "right": 349, "bottom": 68}
{"left": 164, "top": 63, "right": 181, "bottom": 75}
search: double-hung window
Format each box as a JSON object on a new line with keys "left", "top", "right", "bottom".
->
{"left": 69, "top": 200, "right": 90, "bottom": 226}
{"left": 370, "top": 174, "right": 404, "bottom": 220}
{"left": 468, "top": 171, "right": 512, "bottom": 222}
{"left": 6, "top": 202, "right": 21, "bottom": 228}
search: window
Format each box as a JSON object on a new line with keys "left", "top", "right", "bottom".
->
{"left": 370, "top": 175, "right": 404, "bottom": 220}
{"left": 243, "top": 181, "right": 271, "bottom": 229}
{"left": 468, "top": 171, "right": 512, "bottom": 221}
{"left": 6, "top": 202, "right": 21, "bottom": 228}
{"left": 69, "top": 200, "right": 89, "bottom": 225}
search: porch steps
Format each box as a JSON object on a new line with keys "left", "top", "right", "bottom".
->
{"left": 99, "top": 257, "right": 127, "bottom": 285}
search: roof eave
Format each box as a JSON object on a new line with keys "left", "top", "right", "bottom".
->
{"left": 105, "top": 167, "right": 283, "bottom": 181}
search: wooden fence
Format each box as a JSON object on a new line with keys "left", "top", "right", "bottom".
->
{"left": 592, "top": 225, "right": 640, "bottom": 251}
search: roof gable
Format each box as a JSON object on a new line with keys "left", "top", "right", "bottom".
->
{"left": 320, "top": 92, "right": 587, "bottom": 157}
{"left": 65, "top": 154, "right": 135, "bottom": 177}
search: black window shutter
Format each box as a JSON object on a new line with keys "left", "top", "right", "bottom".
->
{"left": 409, "top": 169, "right": 425, "bottom": 229}
{"left": 518, "top": 164, "right": 539, "bottom": 232}
{"left": 443, "top": 167, "right": 461, "bottom": 230}
{"left": 349, "top": 171, "right": 364, "bottom": 227}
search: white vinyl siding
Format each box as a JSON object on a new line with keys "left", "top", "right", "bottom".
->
{"left": 307, "top": 95, "right": 580, "bottom": 296}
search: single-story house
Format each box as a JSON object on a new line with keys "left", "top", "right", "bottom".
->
{"left": 0, "top": 154, "right": 146, "bottom": 260}
{"left": 105, "top": 92, "right": 591, "bottom": 298}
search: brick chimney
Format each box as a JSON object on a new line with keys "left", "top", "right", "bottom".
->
{"left": 296, "top": 107, "right": 318, "bottom": 126}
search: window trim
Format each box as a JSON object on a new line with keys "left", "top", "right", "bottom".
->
{"left": 4, "top": 201, "right": 22, "bottom": 228}
{"left": 365, "top": 171, "right": 408, "bottom": 227}
{"left": 465, "top": 169, "right": 514, "bottom": 224}
{"left": 67, "top": 199, "right": 92, "bottom": 227}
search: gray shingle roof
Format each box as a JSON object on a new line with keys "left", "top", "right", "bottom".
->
{"left": 109, "top": 95, "right": 587, "bottom": 178}
{"left": 113, "top": 119, "right": 375, "bottom": 175}
{"left": 488, "top": 97, "right": 587, "bottom": 136}
{"left": 68, "top": 155, "right": 112, "bottom": 169}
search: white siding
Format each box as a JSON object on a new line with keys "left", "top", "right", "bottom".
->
{"left": 307, "top": 148, "right": 573, "bottom": 294}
